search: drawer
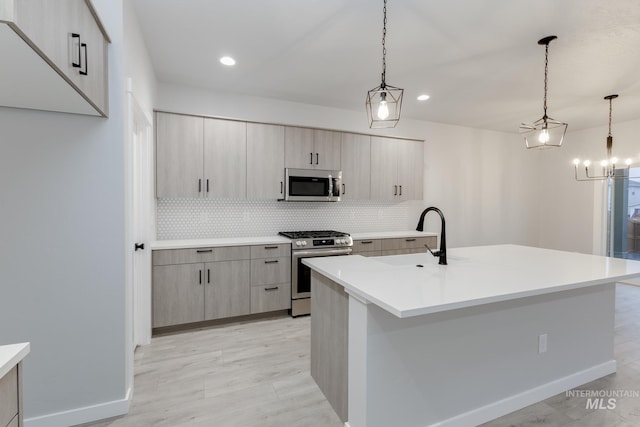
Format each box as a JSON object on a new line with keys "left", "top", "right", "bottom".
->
{"left": 0, "top": 366, "right": 18, "bottom": 427}
{"left": 251, "top": 283, "right": 291, "bottom": 313}
{"left": 380, "top": 236, "right": 437, "bottom": 251}
{"left": 250, "top": 244, "right": 290, "bottom": 259}
{"left": 352, "top": 239, "right": 382, "bottom": 252}
{"left": 251, "top": 257, "right": 291, "bottom": 286}
{"left": 153, "top": 246, "right": 251, "bottom": 265}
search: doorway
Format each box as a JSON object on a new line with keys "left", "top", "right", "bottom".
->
{"left": 610, "top": 167, "right": 640, "bottom": 287}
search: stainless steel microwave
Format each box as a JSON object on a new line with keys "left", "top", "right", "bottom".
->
{"left": 282, "top": 168, "right": 342, "bottom": 202}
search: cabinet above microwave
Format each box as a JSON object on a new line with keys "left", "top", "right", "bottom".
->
{"left": 0, "top": 0, "right": 110, "bottom": 117}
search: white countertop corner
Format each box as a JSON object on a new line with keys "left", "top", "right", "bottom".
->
{"left": 0, "top": 342, "right": 30, "bottom": 379}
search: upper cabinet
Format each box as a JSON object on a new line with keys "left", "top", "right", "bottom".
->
{"left": 341, "top": 133, "right": 371, "bottom": 200}
{"left": 285, "top": 127, "right": 341, "bottom": 170}
{"left": 154, "top": 111, "right": 423, "bottom": 201}
{"left": 247, "top": 123, "right": 285, "bottom": 200}
{"left": 204, "top": 118, "right": 247, "bottom": 199}
{"left": 0, "top": 0, "right": 110, "bottom": 116}
{"left": 155, "top": 112, "right": 247, "bottom": 199}
{"left": 371, "top": 137, "right": 423, "bottom": 201}
{"left": 156, "top": 112, "right": 204, "bottom": 198}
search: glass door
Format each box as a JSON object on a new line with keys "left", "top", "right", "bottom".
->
{"left": 610, "top": 167, "right": 640, "bottom": 261}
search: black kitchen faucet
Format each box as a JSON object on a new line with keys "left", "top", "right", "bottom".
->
{"left": 416, "top": 207, "right": 447, "bottom": 265}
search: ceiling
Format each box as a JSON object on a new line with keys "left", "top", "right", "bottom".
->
{"left": 131, "top": 0, "right": 640, "bottom": 133}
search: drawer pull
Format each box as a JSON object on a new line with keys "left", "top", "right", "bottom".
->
{"left": 405, "top": 238, "right": 416, "bottom": 242}
{"left": 264, "top": 260, "right": 279, "bottom": 264}
{"left": 361, "top": 240, "right": 373, "bottom": 244}
{"left": 196, "top": 249, "right": 213, "bottom": 253}
{"left": 207, "top": 269, "right": 210, "bottom": 283}
{"left": 199, "top": 270, "right": 202, "bottom": 285}
{"left": 265, "top": 286, "right": 279, "bottom": 291}
{"left": 264, "top": 246, "right": 279, "bottom": 249}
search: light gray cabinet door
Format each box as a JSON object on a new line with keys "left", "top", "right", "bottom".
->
{"left": 313, "top": 129, "right": 341, "bottom": 170}
{"left": 247, "top": 123, "right": 285, "bottom": 199}
{"left": 204, "top": 118, "right": 247, "bottom": 198}
{"left": 204, "top": 260, "right": 251, "bottom": 320}
{"left": 152, "top": 263, "right": 204, "bottom": 328}
{"left": 285, "top": 126, "right": 315, "bottom": 169}
{"left": 156, "top": 112, "right": 204, "bottom": 198}
{"left": 397, "top": 139, "right": 424, "bottom": 201}
{"left": 370, "top": 136, "right": 397, "bottom": 200}
{"left": 341, "top": 134, "right": 371, "bottom": 200}
{"left": 0, "top": 365, "right": 18, "bottom": 427}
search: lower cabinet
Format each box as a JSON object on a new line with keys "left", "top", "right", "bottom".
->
{"left": 152, "top": 263, "right": 204, "bottom": 328}
{"left": 353, "top": 236, "right": 437, "bottom": 257}
{"left": 0, "top": 365, "right": 20, "bottom": 427}
{"left": 204, "top": 260, "right": 251, "bottom": 320}
{"left": 152, "top": 244, "right": 291, "bottom": 329}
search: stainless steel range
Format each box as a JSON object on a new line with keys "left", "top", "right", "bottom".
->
{"left": 279, "top": 230, "right": 353, "bottom": 316}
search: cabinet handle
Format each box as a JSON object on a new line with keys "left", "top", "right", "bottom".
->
{"left": 71, "top": 33, "right": 81, "bottom": 68}
{"left": 316, "top": 153, "right": 319, "bottom": 165}
{"left": 405, "top": 238, "right": 416, "bottom": 242}
{"left": 361, "top": 240, "right": 373, "bottom": 244}
{"left": 264, "top": 260, "right": 279, "bottom": 264}
{"left": 342, "top": 183, "right": 345, "bottom": 195}
{"left": 80, "top": 43, "right": 88, "bottom": 75}
{"left": 265, "top": 286, "right": 279, "bottom": 291}
{"left": 207, "top": 269, "right": 210, "bottom": 283}
{"left": 280, "top": 181, "right": 283, "bottom": 194}
{"left": 310, "top": 153, "right": 313, "bottom": 165}
{"left": 264, "top": 246, "right": 278, "bottom": 249}
{"left": 199, "top": 270, "right": 202, "bottom": 285}
{"left": 393, "top": 185, "right": 398, "bottom": 196}
{"left": 196, "top": 249, "right": 213, "bottom": 253}
{"left": 399, "top": 185, "right": 402, "bottom": 196}
{"left": 206, "top": 179, "right": 210, "bottom": 193}
{"left": 198, "top": 179, "right": 202, "bottom": 193}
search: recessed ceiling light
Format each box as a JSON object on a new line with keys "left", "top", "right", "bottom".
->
{"left": 220, "top": 56, "right": 236, "bottom": 66}
{"left": 417, "top": 94, "right": 430, "bottom": 101}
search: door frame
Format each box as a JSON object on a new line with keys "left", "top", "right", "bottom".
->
{"left": 124, "top": 77, "right": 154, "bottom": 398}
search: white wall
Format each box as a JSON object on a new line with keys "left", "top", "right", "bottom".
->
{"left": 124, "top": 0, "right": 157, "bottom": 119}
{"left": 0, "top": 1, "right": 127, "bottom": 425}
{"left": 536, "top": 118, "right": 640, "bottom": 254}
{"left": 157, "top": 83, "right": 540, "bottom": 248}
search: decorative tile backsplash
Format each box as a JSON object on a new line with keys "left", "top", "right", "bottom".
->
{"left": 157, "top": 198, "right": 425, "bottom": 239}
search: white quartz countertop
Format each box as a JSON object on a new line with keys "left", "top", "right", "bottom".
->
{"left": 349, "top": 231, "right": 438, "bottom": 240}
{"left": 151, "top": 231, "right": 436, "bottom": 250}
{"left": 303, "top": 244, "right": 640, "bottom": 318}
{"left": 0, "top": 343, "right": 29, "bottom": 379}
{"left": 150, "top": 236, "right": 291, "bottom": 250}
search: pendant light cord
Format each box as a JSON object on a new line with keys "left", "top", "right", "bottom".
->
{"left": 608, "top": 97, "right": 613, "bottom": 137}
{"left": 543, "top": 42, "right": 549, "bottom": 119}
{"left": 381, "top": 0, "right": 387, "bottom": 88}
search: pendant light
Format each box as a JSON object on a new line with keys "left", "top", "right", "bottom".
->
{"left": 573, "top": 94, "right": 637, "bottom": 181}
{"left": 366, "top": 0, "right": 403, "bottom": 129}
{"left": 520, "top": 36, "right": 567, "bottom": 149}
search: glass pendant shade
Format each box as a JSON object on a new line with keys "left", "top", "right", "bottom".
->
{"left": 520, "top": 116, "right": 567, "bottom": 149}
{"left": 366, "top": 85, "right": 403, "bottom": 129}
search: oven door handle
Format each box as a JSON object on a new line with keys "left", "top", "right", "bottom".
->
{"left": 292, "top": 248, "right": 352, "bottom": 257}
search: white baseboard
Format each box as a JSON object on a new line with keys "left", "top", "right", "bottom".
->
{"left": 430, "top": 360, "right": 616, "bottom": 427}
{"left": 25, "top": 386, "right": 132, "bottom": 427}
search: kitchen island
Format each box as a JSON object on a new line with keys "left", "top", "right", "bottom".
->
{"left": 304, "top": 245, "right": 640, "bottom": 427}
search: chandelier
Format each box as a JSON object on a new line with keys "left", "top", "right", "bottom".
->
{"left": 573, "top": 95, "right": 638, "bottom": 181}
{"left": 366, "top": 0, "right": 403, "bottom": 128}
{"left": 519, "top": 36, "right": 568, "bottom": 149}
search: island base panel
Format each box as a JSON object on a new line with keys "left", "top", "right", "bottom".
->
{"left": 346, "top": 283, "right": 615, "bottom": 427}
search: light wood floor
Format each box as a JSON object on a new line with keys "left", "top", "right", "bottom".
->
{"left": 83, "top": 284, "right": 640, "bottom": 427}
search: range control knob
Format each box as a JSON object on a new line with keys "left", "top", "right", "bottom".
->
{"left": 303, "top": 241, "right": 307, "bottom": 246}
{"left": 296, "top": 241, "right": 302, "bottom": 247}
